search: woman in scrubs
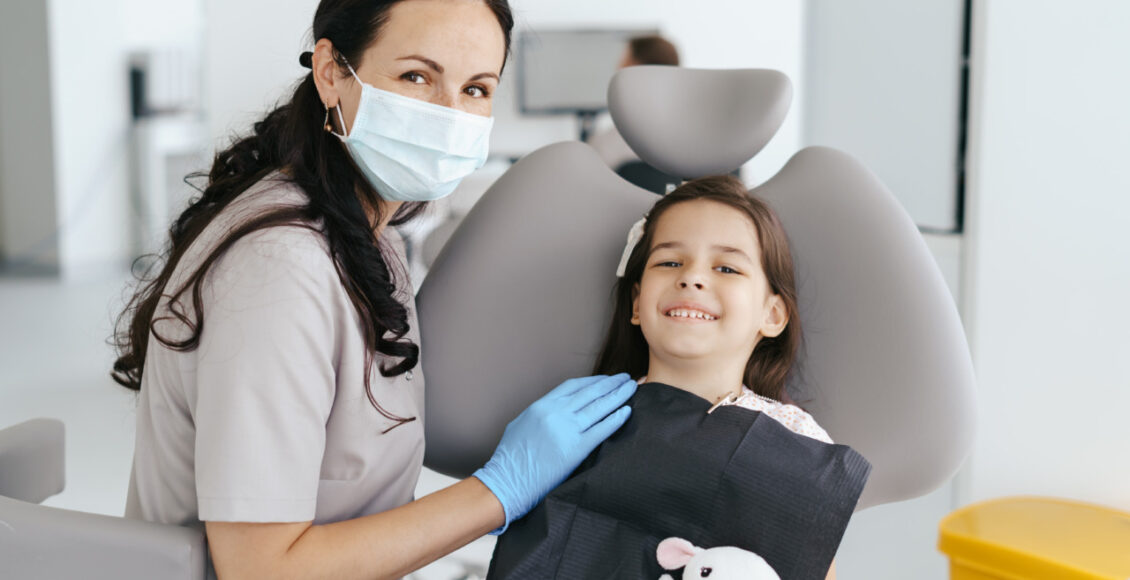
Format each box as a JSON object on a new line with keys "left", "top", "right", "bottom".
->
{"left": 112, "top": 1, "right": 636, "bottom": 578}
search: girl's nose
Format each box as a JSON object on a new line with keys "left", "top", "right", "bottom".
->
{"left": 677, "top": 269, "right": 707, "bottom": 290}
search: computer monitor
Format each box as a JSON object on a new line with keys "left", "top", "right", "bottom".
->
{"left": 516, "top": 28, "right": 659, "bottom": 116}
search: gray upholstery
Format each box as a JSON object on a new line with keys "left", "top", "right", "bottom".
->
{"left": 753, "top": 147, "right": 977, "bottom": 508}
{"left": 418, "top": 66, "right": 977, "bottom": 510}
{"left": 0, "top": 419, "right": 207, "bottom": 580}
{"left": 608, "top": 66, "right": 792, "bottom": 178}
{"left": 0, "top": 418, "right": 64, "bottom": 503}
{"left": 417, "top": 143, "right": 657, "bottom": 476}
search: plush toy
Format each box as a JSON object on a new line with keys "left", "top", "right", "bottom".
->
{"left": 657, "top": 537, "right": 781, "bottom": 580}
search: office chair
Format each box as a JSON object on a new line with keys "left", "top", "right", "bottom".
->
{"left": 418, "top": 65, "right": 977, "bottom": 511}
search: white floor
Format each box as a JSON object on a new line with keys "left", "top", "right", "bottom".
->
{"left": 0, "top": 267, "right": 957, "bottom": 579}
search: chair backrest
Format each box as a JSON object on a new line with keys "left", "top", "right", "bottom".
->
{"left": 417, "top": 66, "right": 976, "bottom": 510}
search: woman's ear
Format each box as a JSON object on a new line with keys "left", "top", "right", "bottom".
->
{"left": 631, "top": 283, "right": 641, "bottom": 325}
{"left": 760, "top": 294, "right": 788, "bottom": 338}
{"left": 311, "top": 38, "right": 344, "bottom": 109}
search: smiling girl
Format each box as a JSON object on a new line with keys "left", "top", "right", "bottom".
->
{"left": 488, "top": 175, "right": 867, "bottom": 580}
{"left": 599, "top": 174, "right": 830, "bottom": 443}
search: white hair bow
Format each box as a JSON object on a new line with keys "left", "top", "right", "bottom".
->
{"left": 615, "top": 217, "right": 648, "bottom": 278}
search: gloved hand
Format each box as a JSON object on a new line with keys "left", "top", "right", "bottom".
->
{"left": 473, "top": 373, "right": 637, "bottom": 534}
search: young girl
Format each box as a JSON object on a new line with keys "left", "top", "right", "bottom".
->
{"left": 488, "top": 175, "right": 869, "bottom": 580}
{"left": 598, "top": 174, "right": 831, "bottom": 444}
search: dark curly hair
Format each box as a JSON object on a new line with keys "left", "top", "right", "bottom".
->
{"left": 113, "top": 0, "right": 514, "bottom": 430}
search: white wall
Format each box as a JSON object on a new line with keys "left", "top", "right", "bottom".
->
{"left": 48, "top": 0, "right": 134, "bottom": 278}
{"left": 0, "top": 0, "right": 138, "bottom": 276}
{"left": 120, "top": 0, "right": 204, "bottom": 50}
{"left": 201, "top": 0, "right": 804, "bottom": 182}
{"left": 963, "top": 0, "right": 1130, "bottom": 510}
{"left": 0, "top": 0, "right": 60, "bottom": 271}
{"left": 202, "top": 0, "right": 318, "bottom": 148}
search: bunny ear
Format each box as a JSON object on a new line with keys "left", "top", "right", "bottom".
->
{"left": 656, "top": 537, "right": 700, "bottom": 570}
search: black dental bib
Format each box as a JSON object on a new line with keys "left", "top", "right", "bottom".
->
{"left": 486, "top": 382, "right": 871, "bottom": 580}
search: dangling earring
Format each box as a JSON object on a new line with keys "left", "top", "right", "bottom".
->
{"left": 323, "top": 102, "right": 347, "bottom": 138}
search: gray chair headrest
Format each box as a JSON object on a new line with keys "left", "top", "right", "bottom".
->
{"left": 608, "top": 66, "right": 792, "bottom": 178}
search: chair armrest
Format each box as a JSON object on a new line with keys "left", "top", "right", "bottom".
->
{"left": 0, "top": 495, "right": 207, "bottom": 580}
{"left": 0, "top": 418, "right": 65, "bottom": 503}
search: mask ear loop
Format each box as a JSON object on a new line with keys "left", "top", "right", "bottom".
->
{"left": 324, "top": 58, "right": 364, "bottom": 140}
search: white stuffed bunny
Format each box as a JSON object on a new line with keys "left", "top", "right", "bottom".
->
{"left": 656, "top": 537, "right": 781, "bottom": 580}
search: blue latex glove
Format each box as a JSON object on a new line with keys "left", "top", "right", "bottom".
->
{"left": 473, "top": 373, "right": 637, "bottom": 534}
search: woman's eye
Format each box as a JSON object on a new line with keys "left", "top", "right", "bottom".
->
{"left": 464, "top": 85, "right": 490, "bottom": 98}
{"left": 401, "top": 72, "right": 426, "bottom": 84}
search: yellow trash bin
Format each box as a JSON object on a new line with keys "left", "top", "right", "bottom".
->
{"left": 938, "top": 496, "right": 1130, "bottom": 580}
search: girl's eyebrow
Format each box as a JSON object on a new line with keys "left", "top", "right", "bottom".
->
{"left": 396, "top": 55, "right": 500, "bottom": 83}
{"left": 714, "top": 245, "right": 755, "bottom": 264}
{"left": 650, "top": 241, "right": 754, "bottom": 264}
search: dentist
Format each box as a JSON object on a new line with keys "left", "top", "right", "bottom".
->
{"left": 112, "top": 1, "right": 636, "bottom": 578}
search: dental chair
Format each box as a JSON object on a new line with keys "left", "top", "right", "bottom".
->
{"left": 418, "top": 65, "right": 977, "bottom": 511}
{"left": 0, "top": 418, "right": 207, "bottom": 579}
{"left": 0, "top": 66, "right": 976, "bottom": 579}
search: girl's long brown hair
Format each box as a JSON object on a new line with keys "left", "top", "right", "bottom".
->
{"left": 594, "top": 175, "right": 802, "bottom": 402}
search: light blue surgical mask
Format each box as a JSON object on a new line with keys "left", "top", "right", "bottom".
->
{"left": 330, "top": 62, "right": 494, "bottom": 202}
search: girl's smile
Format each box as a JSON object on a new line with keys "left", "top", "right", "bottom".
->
{"left": 662, "top": 302, "right": 720, "bottom": 321}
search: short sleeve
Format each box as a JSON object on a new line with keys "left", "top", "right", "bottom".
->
{"left": 789, "top": 411, "right": 834, "bottom": 444}
{"left": 733, "top": 391, "right": 835, "bottom": 444}
{"left": 191, "top": 228, "right": 339, "bottom": 523}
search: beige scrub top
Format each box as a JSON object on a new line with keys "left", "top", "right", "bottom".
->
{"left": 125, "top": 174, "right": 426, "bottom": 535}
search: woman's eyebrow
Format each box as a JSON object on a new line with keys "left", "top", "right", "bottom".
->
{"left": 396, "top": 55, "right": 500, "bottom": 83}
{"left": 469, "top": 71, "right": 501, "bottom": 83}
{"left": 398, "top": 55, "right": 444, "bottom": 73}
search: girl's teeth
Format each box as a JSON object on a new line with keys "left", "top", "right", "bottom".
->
{"left": 667, "top": 309, "right": 715, "bottom": 320}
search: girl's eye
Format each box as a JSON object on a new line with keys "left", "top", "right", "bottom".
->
{"left": 465, "top": 85, "right": 490, "bottom": 98}
{"left": 716, "top": 265, "right": 740, "bottom": 274}
{"left": 656, "top": 261, "right": 681, "bottom": 268}
{"left": 401, "top": 72, "right": 426, "bottom": 84}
